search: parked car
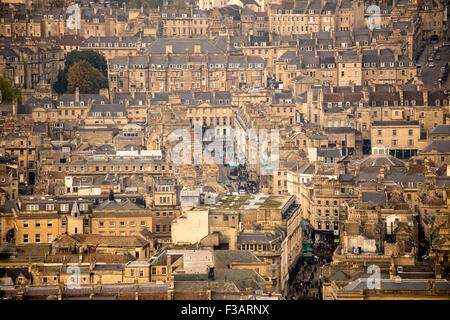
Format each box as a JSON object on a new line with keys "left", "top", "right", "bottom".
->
{"left": 238, "top": 189, "right": 247, "bottom": 195}
{"left": 436, "top": 54, "right": 441, "bottom": 60}
{"left": 428, "top": 62, "right": 435, "bottom": 68}
{"left": 427, "top": 56, "right": 434, "bottom": 62}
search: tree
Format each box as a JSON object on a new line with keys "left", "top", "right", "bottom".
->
{"left": 124, "top": 0, "right": 163, "bottom": 9}
{"left": 53, "top": 50, "right": 107, "bottom": 94}
{"left": 170, "top": 0, "right": 187, "bottom": 9}
{"left": 66, "top": 60, "right": 108, "bottom": 94}
{"left": 64, "top": 50, "right": 107, "bottom": 77}
{"left": 0, "top": 76, "right": 21, "bottom": 103}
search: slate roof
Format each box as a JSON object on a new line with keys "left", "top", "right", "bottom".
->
{"left": 361, "top": 192, "right": 386, "bottom": 206}
{"left": 430, "top": 125, "right": 450, "bottom": 135}
{"left": 342, "top": 279, "right": 450, "bottom": 292}
{"left": 421, "top": 140, "right": 450, "bottom": 153}
{"left": 95, "top": 199, "right": 144, "bottom": 210}
{"left": 214, "top": 250, "right": 261, "bottom": 266}
{"left": 145, "top": 39, "right": 225, "bottom": 55}
{"left": 359, "top": 154, "right": 406, "bottom": 167}
{"left": 89, "top": 104, "right": 126, "bottom": 114}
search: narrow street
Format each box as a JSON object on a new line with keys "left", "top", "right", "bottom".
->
{"left": 288, "top": 242, "right": 337, "bottom": 300}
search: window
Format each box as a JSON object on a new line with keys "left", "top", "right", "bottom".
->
{"left": 152, "top": 268, "right": 156, "bottom": 275}
{"left": 35, "top": 221, "right": 41, "bottom": 228}
{"left": 120, "top": 221, "right": 125, "bottom": 227}
{"left": 109, "top": 221, "right": 115, "bottom": 227}
{"left": 140, "top": 221, "right": 146, "bottom": 226}
{"left": 99, "top": 221, "right": 104, "bottom": 228}
{"left": 23, "top": 234, "right": 28, "bottom": 243}
{"left": 130, "top": 269, "right": 135, "bottom": 277}
{"left": 139, "top": 270, "right": 144, "bottom": 277}
{"left": 392, "top": 140, "right": 398, "bottom": 147}
{"left": 23, "top": 221, "right": 29, "bottom": 228}
{"left": 35, "top": 234, "right": 40, "bottom": 243}
{"left": 162, "top": 267, "right": 167, "bottom": 275}
{"left": 27, "top": 204, "right": 39, "bottom": 211}
{"left": 47, "top": 221, "right": 53, "bottom": 228}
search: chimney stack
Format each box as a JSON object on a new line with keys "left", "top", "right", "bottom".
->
{"left": 12, "top": 96, "right": 18, "bottom": 116}
{"left": 75, "top": 87, "right": 80, "bottom": 103}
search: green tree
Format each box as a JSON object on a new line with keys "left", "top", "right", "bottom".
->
{"left": 66, "top": 60, "right": 108, "bottom": 94}
{"left": 65, "top": 50, "right": 108, "bottom": 77}
{"left": 0, "top": 76, "right": 21, "bottom": 103}
{"left": 170, "top": 0, "right": 187, "bottom": 9}
{"left": 53, "top": 50, "right": 107, "bottom": 94}
{"left": 125, "top": 0, "right": 162, "bottom": 9}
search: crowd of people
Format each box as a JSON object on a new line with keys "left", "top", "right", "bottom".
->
{"left": 288, "top": 241, "right": 337, "bottom": 300}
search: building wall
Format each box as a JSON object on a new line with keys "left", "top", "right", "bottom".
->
{"left": 171, "top": 209, "right": 209, "bottom": 245}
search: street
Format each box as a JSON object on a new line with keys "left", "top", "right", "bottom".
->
{"left": 288, "top": 242, "right": 336, "bottom": 300}
{"left": 417, "top": 40, "right": 450, "bottom": 90}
